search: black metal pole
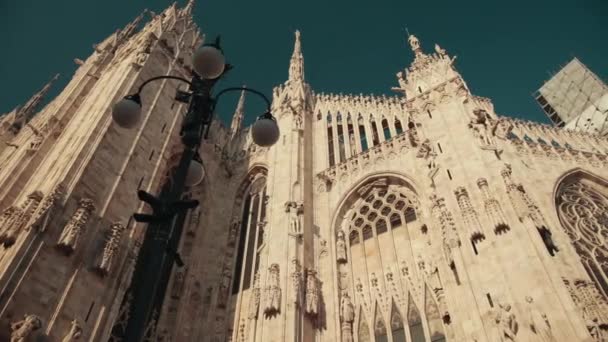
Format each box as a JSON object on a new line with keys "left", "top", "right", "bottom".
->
{"left": 121, "top": 73, "right": 216, "bottom": 342}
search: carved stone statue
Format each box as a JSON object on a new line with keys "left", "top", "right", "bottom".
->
{"left": 435, "top": 44, "right": 446, "bottom": 56}
{"left": 264, "top": 263, "right": 281, "bottom": 316}
{"left": 62, "top": 319, "right": 83, "bottom": 341}
{"left": 424, "top": 258, "right": 443, "bottom": 291}
{"left": 587, "top": 318, "right": 605, "bottom": 341}
{"left": 525, "top": 296, "right": 553, "bottom": 341}
{"left": 495, "top": 303, "right": 518, "bottom": 341}
{"left": 396, "top": 71, "right": 407, "bottom": 89}
{"left": 10, "top": 314, "right": 42, "bottom": 342}
{"left": 416, "top": 139, "right": 433, "bottom": 159}
{"left": 340, "top": 292, "right": 355, "bottom": 323}
{"left": 408, "top": 35, "right": 421, "bottom": 52}
{"left": 336, "top": 230, "right": 347, "bottom": 263}
{"left": 57, "top": 198, "right": 96, "bottom": 254}
{"left": 248, "top": 273, "right": 261, "bottom": 319}
{"left": 469, "top": 109, "right": 495, "bottom": 148}
{"left": 96, "top": 222, "right": 125, "bottom": 276}
{"left": 286, "top": 202, "right": 303, "bottom": 237}
{"left": 305, "top": 269, "right": 319, "bottom": 316}
{"left": 340, "top": 291, "right": 356, "bottom": 340}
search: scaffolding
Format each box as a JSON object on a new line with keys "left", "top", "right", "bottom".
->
{"left": 533, "top": 58, "right": 608, "bottom": 130}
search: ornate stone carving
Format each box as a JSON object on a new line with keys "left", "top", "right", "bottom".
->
{"left": 0, "top": 192, "right": 43, "bottom": 247}
{"left": 587, "top": 318, "right": 605, "bottom": 341}
{"left": 430, "top": 194, "right": 460, "bottom": 269}
{"left": 248, "top": 272, "right": 261, "bottom": 320}
{"left": 477, "top": 178, "right": 510, "bottom": 235}
{"left": 469, "top": 109, "right": 497, "bottom": 150}
{"left": 305, "top": 269, "right": 319, "bottom": 317}
{"left": 285, "top": 201, "right": 303, "bottom": 237}
{"left": 61, "top": 319, "right": 82, "bottom": 341}
{"left": 57, "top": 198, "right": 96, "bottom": 254}
{"left": 336, "top": 230, "right": 347, "bottom": 263}
{"left": 454, "top": 187, "right": 486, "bottom": 242}
{"left": 0, "top": 206, "right": 22, "bottom": 247}
{"left": 290, "top": 259, "right": 302, "bottom": 306}
{"left": 29, "top": 183, "right": 65, "bottom": 231}
{"left": 10, "top": 314, "right": 42, "bottom": 342}
{"left": 494, "top": 303, "right": 518, "bottom": 341}
{"left": 95, "top": 222, "right": 125, "bottom": 276}
{"left": 264, "top": 263, "right": 281, "bottom": 316}
{"left": 524, "top": 297, "right": 553, "bottom": 341}
{"left": 217, "top": 265, "right": 231, "bottom": 308}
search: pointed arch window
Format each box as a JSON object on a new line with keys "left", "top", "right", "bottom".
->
{"left": 359, "top": 124, "right": 369, "bottom": 152}
{"left": 232, "top": 176, "right": 267, "bottom": 294}
{"left": 327, "top": 125, "right": 335, "bottom": 167}
{"left": 371, "top": 119, "right": 380, "bottom": 146}
{"left": 374, "top": 306, "right": 388, "bottom": 342}
{"left": 523, "top": 135, "right": 534, "bottom": 143}
{"left": 390, "top": 303, "right": 406, "bottom": 342}
{"left": 537, "top": 137, "right": 548, "bottom": 145}
{"left": 358, "top": 315, "right": 371, "bottom": 342}
{"left": 395, "top": 118, "right": 404, "bottom": 135}
{"left": 507, "top": 131, "right": 519, "bottom": 140}
{"left": 382, "top": 118, "right": 392, "bottom": 140}
{"left": 408, "top": 297, "right": 425, "bottom": 342}
{"left": 551, "top": 139, "right": 561, "bottom": 148}
{"left": 337, "top": 121, "right": 346, "bottom": 162}
{"left": 557, "top": 176, "right": 608, "bottom": 299}
{"left": 347, "top": 122, "right": 356, "bottom": 155}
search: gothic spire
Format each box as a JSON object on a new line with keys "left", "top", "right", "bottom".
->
{"left": 230, "top": 87, "right": 246, "bottom": 139}
{"left": 182, "top": 0, "right": 195, "bottom": 15}
{"left": 288, "top": 30, "right": 305, "bottom": 83}
{"left": 407, "top": 34, "right": 424, "bottom": 57}
{"left": 18, "top": 73, "right": 59, "bottom": 122}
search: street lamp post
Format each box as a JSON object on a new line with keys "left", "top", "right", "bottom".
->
{"left": 111, "top": 37, "right": 279, "bottom": 342}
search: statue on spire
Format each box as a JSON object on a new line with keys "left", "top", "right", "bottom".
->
{"left": 408, "top": 34, "right": 422, "bottom": 54}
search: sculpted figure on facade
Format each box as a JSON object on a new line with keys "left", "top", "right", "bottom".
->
{"left": 57, "top": 198, "right": 96, "bottom": 254}
{"left": 340, "top": 292, "right": 355, "bottom": 342}
{"left": 286, "top": 201, "right": 303, "bottom": 237}
{"left": 469, "top": 109, "right": 496, "bottom": 149}
{"left": 435, "top": 44, "right": 446, "bottom": 56}
{"left": 61, "top": 319, "right": 83, "bottom": 342}
{"left": 454, "top": 187, "right": 485, "bottom": 241}
{"left": 96, "top": 222, "right": 125, "bottom": 276}
{"left": 264, "top": 263, "right": 281, "bottom": 316}
{"left": 524, "top": 296, "right": 553, "bottom": 341}
{"left": 336, "top": 230, "right": 347, "bottom": 263}
{"left": 10, "top": 314, "right": 42, "bottom": 342}
{"left": 495, "top": 303, "right": 518, "bottom": 342}
{"left": 305, "top": 269, "right": 319, "bottom": 317}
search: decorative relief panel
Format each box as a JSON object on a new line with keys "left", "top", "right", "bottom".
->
{"left": 57, "top": 198, "right": 96, "bottom": 255}
{"left": 95, "top": 222, "right": 125, "bottom": 276}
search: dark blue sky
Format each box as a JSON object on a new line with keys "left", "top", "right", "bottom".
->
{"left": 1, "top": 0, "right": 606, "bottom": 126}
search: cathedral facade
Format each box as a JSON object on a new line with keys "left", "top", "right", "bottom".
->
{"left": 1, "top": 2, "right": 608, "bottom": 341}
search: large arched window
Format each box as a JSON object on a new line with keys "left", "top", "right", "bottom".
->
{"left": 557, "top": 173, "right": 608, "bottom": 299}
{"left": 335, "top": 176, "right": 447, "bottom": 342}
{"left": 232, "top": 174, "right": 267, "bottom": 294}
